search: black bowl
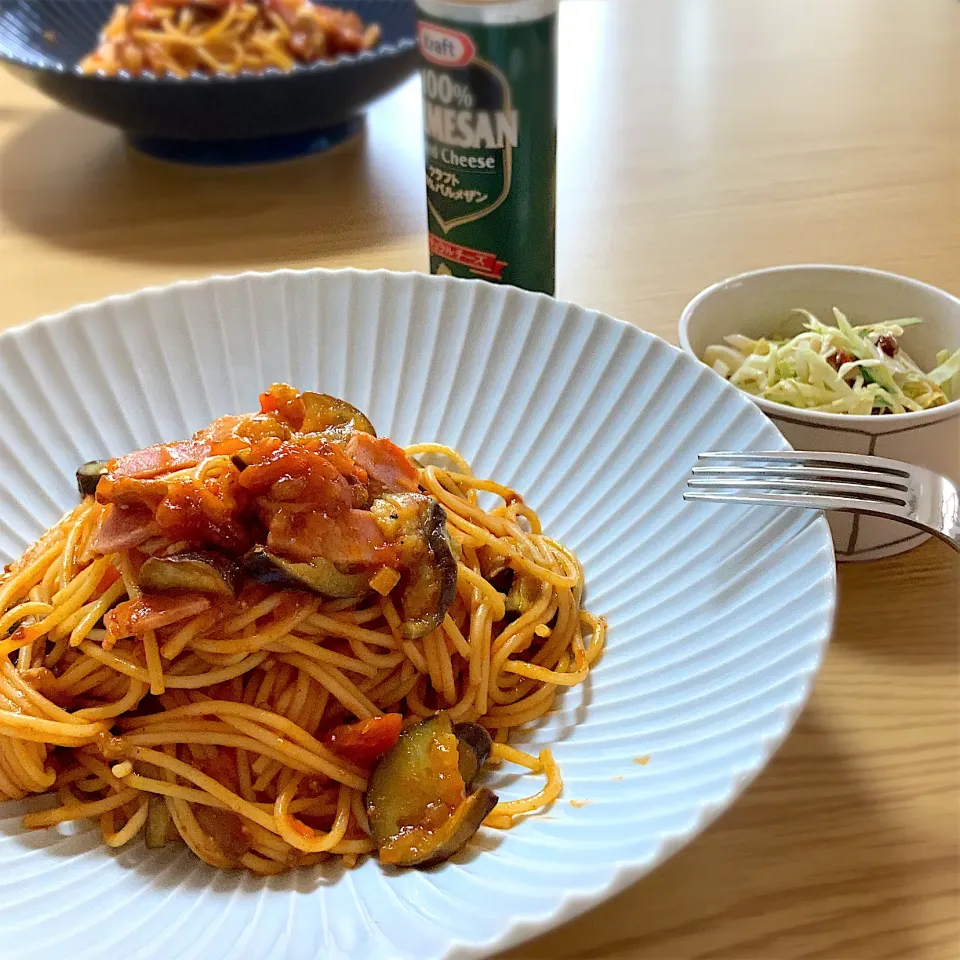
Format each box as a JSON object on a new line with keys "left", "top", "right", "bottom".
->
{"left": 0, "top": 0, "right": 418, "bottom": 160}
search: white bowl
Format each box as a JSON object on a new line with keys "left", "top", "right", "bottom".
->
{"left": 679, "top": 265, "right": 960, "bottom": 561}
{"left": 0, "top": 269, "right": 835, "bottom": 960}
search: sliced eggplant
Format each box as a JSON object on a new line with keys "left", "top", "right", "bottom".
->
{"left": 453, "top": 722, "right": 493, "bottom": 787}
{"left": 77, "top": 460, "right": 109, "bottom": 498}
{"left": 399, "top": 789, "right": 497, "bottom": 869}
{"left": 505, "top": 572, "right": 541, "bottom": 615}
{"left": 242, "top": 546, "right": 371, "bottom": 599}
{"left": 138, "top": 551, "right": 242, "bottom": 598}
{"left": 391, "top": 497, "right": 458, "bottom": 640}
{"left": 366, "top": 714, "right": 498, "bottom": 868}
{"left": 145, "top": 795, "right": 170, "bottom": 850}
{"left": 301, "top": 392, "right": 376, "bottom": 437}
{"left": 478, "top": 546, "right": 511, "bottom": 592}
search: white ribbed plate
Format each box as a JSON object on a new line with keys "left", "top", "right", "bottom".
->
{"left": 0, "top": 270, "right": 835, "bottom": 960}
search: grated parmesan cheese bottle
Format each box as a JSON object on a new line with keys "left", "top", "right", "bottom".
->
{"left": 416, "top": 0, "right": 558, "bottom": 295}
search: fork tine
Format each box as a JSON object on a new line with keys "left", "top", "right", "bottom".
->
{"left": 686, "top": 476, "right": 909, "bottom": 505}
{"left": 698, "top": 450, "right": 912, "bottom": 477}
{"left": 682, "top": 490, "right": 903, "bottom": 516}
{"left": 688, "top": 453, "right": 959, "bottom": 552}
{"left": 690, "top": 464, "right": 910, "bottom": 491}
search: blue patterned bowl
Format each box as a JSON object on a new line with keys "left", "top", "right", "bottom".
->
{"left": 0, "top": 0, "right": 417, "bottom": 158}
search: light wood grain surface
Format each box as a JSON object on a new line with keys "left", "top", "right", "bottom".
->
{"left": 1, "top": 0, "right": 958, "bottom": 957}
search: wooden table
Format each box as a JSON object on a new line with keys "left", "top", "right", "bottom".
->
{"left": 1, "top": 0, "right": 958, "bottom": 956}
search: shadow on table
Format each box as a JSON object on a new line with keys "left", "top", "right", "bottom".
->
{"left": 0, "top": 105, "right": 35, "bottom": 121}
{"left": 498, "top": 702, "right": 929, "bottom": 960}
{"left": 834, "top": 538, "right": 960, "bottom": 667}
{"left": 0, "top": 107, "right": 422, "bottom": 267}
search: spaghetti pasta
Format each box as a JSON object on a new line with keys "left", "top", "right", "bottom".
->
{"left": 0, "top": 385, "right": 604, "bottom": 873}
{"left": 79, "top": 0, "right": 381, "bottom": 79}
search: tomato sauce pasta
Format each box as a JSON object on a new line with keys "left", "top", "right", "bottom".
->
{"left": 0, "top": 385, "right": 603, "bottom": 872}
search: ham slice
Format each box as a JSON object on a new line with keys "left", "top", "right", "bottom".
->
{"left": 110, "top": 439, "right": 211, "bottom": 480}
{"left": 95, "top": 475, "right": 168, "bottom": 510}
{"left": 90, "top": 504, "right": 160, "bottom": 554}
{"left": 104, "top": 593, "right": 211, "bottom": 640}
{"left": 267, "top": 508, "right": 396, "bottom": 566}
{"left": 193, "top": 414, "right": 246, "bottom": 442}
{"left": 346, "top": 433, "right": 419, "bottom": 495}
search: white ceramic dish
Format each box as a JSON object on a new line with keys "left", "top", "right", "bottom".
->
{"left": 0, "top": 269, "right": 835, "bottom": 960}
{"left": 679, "top": 264, "right": 960, "bottom": 561}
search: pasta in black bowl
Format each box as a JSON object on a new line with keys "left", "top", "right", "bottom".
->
{"left": 0, "top": 0, "right": 416, "bottom": 161}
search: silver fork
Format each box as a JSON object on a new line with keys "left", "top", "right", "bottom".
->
{"left": 683, "top": 451, "right": 960, "bottom": 553}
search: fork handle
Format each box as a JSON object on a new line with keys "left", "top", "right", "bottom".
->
{"left": 848, "top": 504, "right": 960, "bottom": 554}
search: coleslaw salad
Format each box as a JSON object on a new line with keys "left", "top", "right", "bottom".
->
{"left": 704, "top": 309, "right": 960, "bottom": 415}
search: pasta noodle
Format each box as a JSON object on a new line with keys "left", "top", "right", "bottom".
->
{"left": 79, "top": 0, "right": 381, "bottom": 79}
{"left": 0, "top": 386, "right": 604, "bottom": 873}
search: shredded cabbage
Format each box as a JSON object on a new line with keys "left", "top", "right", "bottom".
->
{"left": 703, "top": 308, "right": 959, "bottom": 415}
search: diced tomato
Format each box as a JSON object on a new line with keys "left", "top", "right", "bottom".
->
{"left": 154, "top": 466, "right": 251, "bottom": 553}
{"left": 346, "top": 433, "right": 419, "bottom": 494}
{"left": 105, "top": 592, "right": 211, "bottom": 640}
{"left": 323, "top": 714, "right": 403, "bottom": 768}
{"left": 259, "top": 383, "right": 306, "bottom": 429}
{"left": 239, "top": 440, "right": 356, "bottom": 513}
